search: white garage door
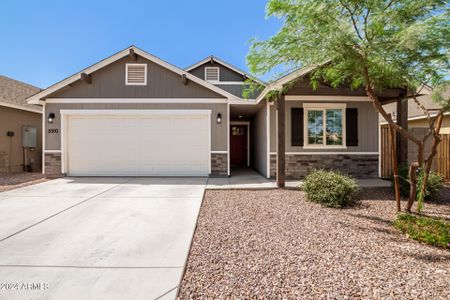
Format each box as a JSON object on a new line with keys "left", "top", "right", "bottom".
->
{"left": 63, "top": 110, "right": 211, "bottom": 176}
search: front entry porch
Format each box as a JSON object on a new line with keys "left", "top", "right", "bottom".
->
{"left": 206, "top": 167, "right": 390, "bottom": 190}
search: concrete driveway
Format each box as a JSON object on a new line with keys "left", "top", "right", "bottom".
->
{"left": 0, "top": 177, "right": 206, "bottom": 300}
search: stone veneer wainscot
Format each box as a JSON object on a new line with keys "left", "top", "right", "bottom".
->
{"left": 270, "top": 154, "right": 378, "bottom": 179}
{"left": 211, "top": 153, "right": 228, "bottom": 176}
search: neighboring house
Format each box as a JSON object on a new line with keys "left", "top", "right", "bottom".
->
{"left": 0, "top": 75, "right": 42, "bottom": 173}
{"left": 382, "top": 87, "right": 450, "bottom": 133}
{"left": 380, "top": 87, "right": 450, "bottom": 179}
{"left": 27, "top": 45, "right": 403, "bottom": 178}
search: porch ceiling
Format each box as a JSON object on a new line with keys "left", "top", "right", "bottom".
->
{"left": 230, "top": 102, "right": 264, "bottom": 121}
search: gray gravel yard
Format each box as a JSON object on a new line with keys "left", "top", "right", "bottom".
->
{"left": 0, "top": 172, "right": 47, "bottom": 192}
{"left": 179, "top": 187, "right": 450, "bottom": 299}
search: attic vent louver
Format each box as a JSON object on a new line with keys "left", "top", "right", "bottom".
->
{"left": 126, "top": 63, "right": 147, "bottom": 85}
{"left": 205, "top": 67, "right": 219, "bottom": 82}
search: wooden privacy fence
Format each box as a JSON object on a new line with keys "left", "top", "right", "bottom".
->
{"left": 381, "top": 126, "right": 450, "bottom": 181}
{"left": 435, "top": 134, "right": 450, "bottom": 180}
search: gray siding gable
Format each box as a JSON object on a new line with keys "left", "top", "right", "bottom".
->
{"left": 48, "top": 56, "right": 224, "bottom": 99}
{"left": 188, "top": 60, "right": 262, "bottom": 98}
{"left": 189, "top": 61, "right": 245, "bottom": 82}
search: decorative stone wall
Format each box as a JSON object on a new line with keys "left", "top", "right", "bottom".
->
{"left": 211, "top": 153, "right": 228, "bottom": 176}
{"left": 270, "top": 154, "right": 378, "bottom": 179}
{"left": 44, "top": 153, "right": 63, "bottom": 177}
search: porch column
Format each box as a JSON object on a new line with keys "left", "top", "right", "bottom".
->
{"left": 396, "top": 97, "right": 408, "bottom": 165}
{"left": 276, "top": 94, "right": 286, "bottom": 188}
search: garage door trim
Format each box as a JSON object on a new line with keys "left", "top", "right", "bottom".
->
{"left": 60, "top": 109, "right": 212, "bottom": 175}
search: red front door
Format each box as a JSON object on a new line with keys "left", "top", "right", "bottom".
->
{"left": 230, "top": 125, "right": 247, "bottom": 166}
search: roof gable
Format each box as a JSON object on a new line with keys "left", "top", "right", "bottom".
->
{"left": 48, "top": 55, "right": 226, "bottom": 99}
{"left": 186, "top": 56, "right": 265, "bottom": 85}
{"left": 27, "top": 46, "right": 238, "bottom": 104}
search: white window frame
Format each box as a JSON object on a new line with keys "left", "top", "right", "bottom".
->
{"left": 205, "top": 67, "right": 220, "bottom": 83}
{"left": 303, "top": 103, "right": 347, "bottom": 149}
{"left": 125, "top": 63, "right": 147, "bottom": 86}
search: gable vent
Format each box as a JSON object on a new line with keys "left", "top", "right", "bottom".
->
{"left": 126, "top": 64, "right": 147, "bottom": 85}
{"left": 205, "top": 67, "right": 219, "bottom": 82}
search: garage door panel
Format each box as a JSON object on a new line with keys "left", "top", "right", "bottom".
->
{"left": 66, "top": 112, "right": 210, "bottom": 176}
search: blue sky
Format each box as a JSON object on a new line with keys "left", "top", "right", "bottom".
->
{"left": 0, "top": 0, "right": 281, "bottom": 88}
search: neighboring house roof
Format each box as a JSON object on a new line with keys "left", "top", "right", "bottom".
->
{"left": 382, "top": 87, "right": 450, "bottom": 123}
{"left": 27, "top": 46, "right": 240, "bottom": 104}
{"left": 185, "top": 55, "right": 266, "bottom": 85}
{"left": 0, "top": 75, "right": 42, "bottom": 113}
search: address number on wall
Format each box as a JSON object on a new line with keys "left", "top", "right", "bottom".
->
{"left": 48, "top": 129, "right": 59, "bottom": 134}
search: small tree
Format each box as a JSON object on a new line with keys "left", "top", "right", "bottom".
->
{"left": 247, "top": 0, "right": 449, "bottom": 212}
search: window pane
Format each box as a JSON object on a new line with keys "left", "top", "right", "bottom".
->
{"left": 326, "top": 109, "right": 343, "bottom": 145}
{"left": 307, "top": 110, "right": 323, "bottom": 145}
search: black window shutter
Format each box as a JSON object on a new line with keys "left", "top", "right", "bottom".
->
{"left": 346, "top": 108, "right": 358, "bottom": 146}
{"left": 291, "top": 108, "right": 304, "bottom": 146}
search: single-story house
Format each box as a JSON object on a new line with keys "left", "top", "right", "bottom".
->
{"left": 0, "top": 76, "right": 42, "bottom": 173}
{"left": 27, "top": 46, "right": 405, "bottom": 178}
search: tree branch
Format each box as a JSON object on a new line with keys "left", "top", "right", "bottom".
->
{"left": 338, "top": 0, "right": 364, "bottom": 41}
{"left": 362, "top": 66, "right": 422, "bottom": 146}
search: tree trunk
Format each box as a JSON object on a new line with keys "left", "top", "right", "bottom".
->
{"left": 416, "top": 114, "right": 444, "bottom": 212}
{"left": 406, "top": 162, "right": 419, "bottom": 212}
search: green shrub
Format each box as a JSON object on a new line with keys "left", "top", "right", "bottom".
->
{"left": 393, "top": 164, "right": 444, "bottom": 200}
{"left": 417, "top": 171, "right": 444, "bottom": 200}
{"left": 302, "top": 169, "right": 359, "bottom": 208}
{"left": 394, "top": 213, "right": 450, "bottom": 249}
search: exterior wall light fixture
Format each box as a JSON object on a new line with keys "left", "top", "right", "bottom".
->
{"left": 48, "top": 113, "right": 55, "bottom": 124}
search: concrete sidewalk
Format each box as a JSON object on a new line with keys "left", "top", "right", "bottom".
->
{"left": 206, "top": 168, "right": 391, "bottom": 190}
{"left": 0, "top": 177, "right": 206, "bottom": 300}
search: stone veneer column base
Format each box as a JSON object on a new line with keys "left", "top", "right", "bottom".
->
{"left": 270, "top": 154, "right": 378, "bottom": 179}
{"left": 44, "top": 153, "right": 64, "bottom": 177}
{"left": 211, "top": 153, "right": 228, "bottom": 176}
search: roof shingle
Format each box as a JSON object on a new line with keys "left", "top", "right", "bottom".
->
{"left": 0, "top": 75, "right": 41, "bottom": 113}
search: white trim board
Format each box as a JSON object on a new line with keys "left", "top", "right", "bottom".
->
{"left": 285, "top": 96, "right": 371, "bottom": 102}
{"left": 378, "top": 114, "right": 382, "bottom": 178}
{"left": 44, "top": 150, "right": 62, "bottom": 153}
{"left": 42, "top": 104, "right": 46, "bottom": 174}
{"left": 227, "top": 102, "right": 230, "bottom": 176}
{"left": 269, "top": 152, "right": 379, "bottom": 155}
{"left": 228, "top": 99, "right": 258, "bottom": 105}
{"left": 0, "top": 101, "right": 42, "bottom": 113}
{"left": 59, "top": 109, "right": 212, "bottom": 116}
{"left": 45, "top": 98, "right": 228, "bottom": 104}
{"left": 27, "top": 46, "right": 240, "bottom": 104}
{"left": 266, "top": 100, "right": 271, "bottom": 178}
{"left": 211, "top": 151, "right": 228, "bottom": 154}
{"left": 215, "top": 81, "right": 247, "bottom": 85}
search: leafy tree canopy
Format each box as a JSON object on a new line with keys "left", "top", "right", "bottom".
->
{"left": 247, "top": 0, "right": 450, "bottom": 106}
